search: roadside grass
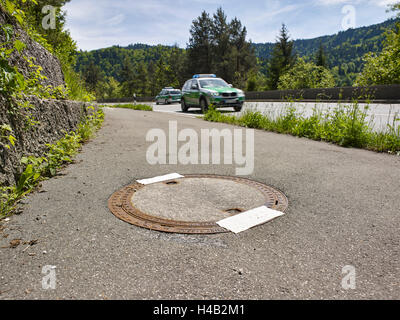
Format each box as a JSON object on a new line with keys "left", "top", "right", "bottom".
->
{"left": 100, "top": 104, "right": 153, "bottom": 111}
{"left": 0, "top": 107, "right": 104, "bottom": 219}
{"left": 204, "top": 103, "right": 400, "bottom": 154}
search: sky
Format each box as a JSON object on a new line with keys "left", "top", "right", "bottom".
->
{"left": 63, "top": 0, "right": 399, "bottom": 51}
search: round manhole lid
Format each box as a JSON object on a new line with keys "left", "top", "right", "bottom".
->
{"left": 108, "top": 174, "right": 288, "bottom": 234}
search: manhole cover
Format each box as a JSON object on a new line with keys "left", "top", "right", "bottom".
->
{"left": 108, "top": 174, "right": 288, "bottom": 234}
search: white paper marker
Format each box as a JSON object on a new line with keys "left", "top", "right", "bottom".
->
{"left": 217, "top": 206, "right": 285, "bottom": 234}
{"left": 137, "top": 173, "right": 184, "bottom": 185}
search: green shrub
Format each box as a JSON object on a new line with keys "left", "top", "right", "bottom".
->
{"left": 203, "top": 103, "right": 400, "bottom": 154}
{"left": 0, "top": 108, "right": 104, "bottom": 218}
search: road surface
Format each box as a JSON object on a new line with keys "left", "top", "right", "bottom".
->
{"left": 0, "top": 107, "right": 399, "bottom": 299}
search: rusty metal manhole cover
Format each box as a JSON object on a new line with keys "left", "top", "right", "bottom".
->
{"left": 108, "top": 174, "right": 288, "bottom": 234}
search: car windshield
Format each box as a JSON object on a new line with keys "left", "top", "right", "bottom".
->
{"left": 199, "top": 79, "right": 229, "bottom": 88}
{"left": 169, "top": 91, "right": 181, "bottom": 94}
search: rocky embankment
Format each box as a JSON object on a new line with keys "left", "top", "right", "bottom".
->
{"left": 0, "top": 7, "right": 91, "bottom": 186}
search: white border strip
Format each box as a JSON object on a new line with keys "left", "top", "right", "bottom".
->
{"left": 217, "top": 206, "right": 285, "bottom": 234}
{"left": 137, "top": 173, "right": 184, "bottom": 185}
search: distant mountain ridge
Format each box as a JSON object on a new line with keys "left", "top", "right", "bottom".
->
{"left": 253, "top": 18, "right": 400, "bottom": 85}
{"left": 254, "top": 18, "right": 399, "bottom": 60}
{"left": 76, "top": 18, "right": 400, "bottom": 86}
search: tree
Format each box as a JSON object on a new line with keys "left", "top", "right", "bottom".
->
{"left": 210, "top": 8, "right": 231, "bottom": 81}
{"left": 186, "top": 8, "right": 257, "bottom": 87}
{"left": 168, "top": 45, "right": 188, "bottom": 88}
{"left": 83, "top": 61, "right": 104, "bottom": 92}
{"left": 15, "top": 0, "right": 77, "bottom": 66}
{"left": 355, "top": 24, "right": 400, "bottom": 86}
{"left": 154, "top": 57, "right": 173, "bottom": 93}
{"left": 355, "top": 1, "right": 400, "bottom": 86}
{"left": 229, "top": 17, "right": 257, "bottom": 87}
{"left": 267, "top": 24, "right": 296, "bottom": 90}
{"left": 388, "top": 2, "right": 400, "bottom": 16}
{"left": 278, "top": 58, "right": 336, "bottom": 90}
{"left": 120, "top": 58, "right": 136, "bottom": 96}
{"left": 315, "top": 42, "right": 328, "bottom": 68}
{"left": 187, "top": 11, "right": 213, "bottom": 74}
{"left": 95, "top": 76, "right": 121, "bottom": 100}
{"left": 133, "top": 61, "right": 149, "bottom": 96}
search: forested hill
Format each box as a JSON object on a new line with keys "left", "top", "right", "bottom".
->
{"left": 255, "top": 18, "right": 399, "bottom": 85}
{"left": 254, "top": 18, "right": 399, "bottom": 60}
{"left": 76, "top": 44, "right": 176, "bottom": 83}
{"left": 75, "top": 18, "right": 399, "bottom": 87}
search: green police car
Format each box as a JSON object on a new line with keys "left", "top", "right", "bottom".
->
{"left": 181, "top": 74, "right": 245, "bottom": 113}
{"left": 155, "top": 87, "right": 182, "bottom": 105}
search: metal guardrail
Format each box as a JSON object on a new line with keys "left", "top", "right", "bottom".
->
{"left": 97, "top": 84, "right": 400, "bottom": 104}
{"left": 244, "top": 84, "right": 400, "bottom": 104}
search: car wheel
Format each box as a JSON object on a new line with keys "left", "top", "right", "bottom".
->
{"left": 181, "top": 99, "right": 189, "bottom": 112}
{"left": 200, "top": 98, "right": 209, "bottom": 114}
{"left": 156, "top": 101, "right": 159, "bottom": 105}
{"left": 234, "top": 106, "right": 242, "bottom": 112}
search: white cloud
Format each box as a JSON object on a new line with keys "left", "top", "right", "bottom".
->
{"left": 63, "top": 0, "right": 396, "bottom": 51}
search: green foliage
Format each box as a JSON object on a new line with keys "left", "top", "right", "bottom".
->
{"left": 187, "top": 8, "right": 257, "bottom": 88}
{"left": 77, "top": 106, "right": 105, "bottom": 141}
{"left": 0, "top": 23, "right": 73, "bottom": 132}
{"left": 315, "top": 42, "right": 328, "bottom": 68}
{"left": 266, "top": 24, "right": 297, "bottom": 90}
{"left": 0, "top": 124, "right": 16, "bottom": 149}
{"left": 389, "top": 2, "right": 400, "bottom": 16}
{"left": 0, "top": 24, "right": 26, "bottom": 95}
{"left": 76, "top": 7, "right": 257, "bottom": 98}
{"left": 1, "top": 0, "right": 93, "bottom": 101}
{"left": 62, "top": 63, "right": 95, "bottom": 101}
{"left": 254, "top": 18, "right": 400, "bottom": 87}
{"left": 203, "top": 103, "right": 400, "bottom": 153}
{"left": 76, "top": 44, "right": 187, "bottom": 99}
{"left": 0, "top": 107, "right": 104, "bottom": 218}
{"left": 355, "top": 23, "right": 400, "bottom": 86}
{"left": 0, "top": 0, "right": 52, "bottom": 52}
{"left": 278, "top": 58, "right": 336, "bottom": 90}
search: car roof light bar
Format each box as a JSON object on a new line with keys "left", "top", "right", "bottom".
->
{"left": 193, "top": 74, "right": 217, "bottom": 79}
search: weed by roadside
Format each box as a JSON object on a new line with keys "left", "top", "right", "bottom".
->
{"left": 100, "top": 104, "right": 153, "bottom": 111}
{"left": 0, "top": 107, "right": 104, "bottom": 218}
{"left": 204, "top": 103, "right": 400, "bottom": 154}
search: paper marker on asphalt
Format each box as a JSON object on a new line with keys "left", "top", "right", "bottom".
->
{"left": 137, "top": 173, "right": 184, "bottom": 185}
{"left": 217, "top": 206, "right": 285, "bottom": 234}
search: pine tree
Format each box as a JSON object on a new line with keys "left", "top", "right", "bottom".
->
{"left": 315, "top": 42, "right": 328, "bottom": 68}
{"left": 186, "top": 8, "right": 256, "bottom": 87}
{"left": 229, "top": 18, "right": 257, "bottom": 87}
{"left": 267, "top": 24, "right": 296, "bottom": 90}
{"left": 120, "top": 58, "right": 135, "bottom": 96}
{"left": 187, "top": 11, "right": 213, "bottom": 74}
{"left": 133, "top": 61, "right": 149, "bottom": 96}
{"left": 211, "top": 7, "right": 231, "bottom": 81}
{"left": 83, "top": 61, "right": 103, "bottom": 92}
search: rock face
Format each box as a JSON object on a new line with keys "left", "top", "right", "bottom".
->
{"left": 0, "top": 96, "right": 90, "bottom": 186}
{"left": 0, "top": 6, "right": 65, "bottom": 88}
{"left": 0, "top": 7, "right": 91, "bottom": 186}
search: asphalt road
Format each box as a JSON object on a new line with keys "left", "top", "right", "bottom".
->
{"left": 0, "top": 107, "right": 399, "bottom": 299}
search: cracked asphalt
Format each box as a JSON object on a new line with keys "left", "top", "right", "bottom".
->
{"left": 0, "top": 107, "right": 399, "bottom": 299}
